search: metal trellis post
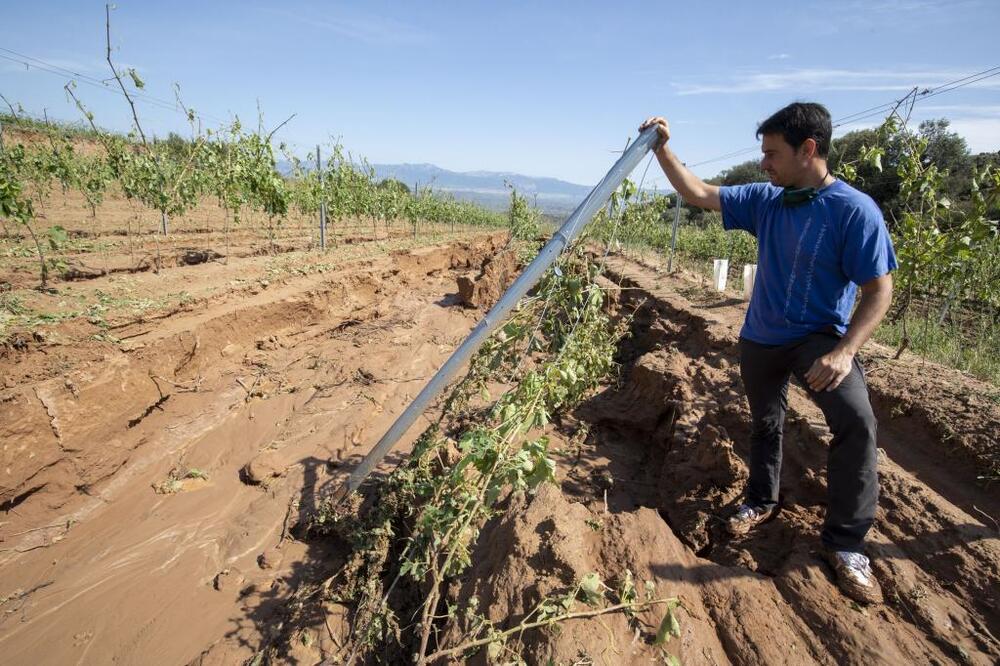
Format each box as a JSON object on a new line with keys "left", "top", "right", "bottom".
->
{"left": 667, "top": 193, "right": 682, "bottom": 272}
{"left": 317, "top": 145, "right": 327, "bottom": 251}
{"left": 330, "top": 125, "right": 661, "bottom": 504}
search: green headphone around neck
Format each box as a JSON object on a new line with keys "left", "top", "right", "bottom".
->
{"left": 782, "top": 186, "right": 820, "bottom": 206}
{"left": 782, "top": 173, "right": 833, "bottom": 207}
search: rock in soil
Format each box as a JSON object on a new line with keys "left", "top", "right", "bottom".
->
{"left": 241, "top": 451, "right": 286, "bottom": 485}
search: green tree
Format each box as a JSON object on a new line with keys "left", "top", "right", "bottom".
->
{"left": 160, "top": 132, "right": 193, "bottom": 162}
{"left": 830, "top": 127, "right": 905, "bottom": 215}
{"left": 378, "top": 177, "right": 410, "bottom": 197}
{"left": 718, "top": 159, "right": 767, "bottom": 186}
{"left": 919, "top": 119, "right": 971, "bottom": 194}
{"left": 831, "top": 118, "right": 974, "bottom": 224}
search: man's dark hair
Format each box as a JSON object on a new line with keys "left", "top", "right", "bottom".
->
{"left": 756, "top": 102, "right": 832, "bottom": 157}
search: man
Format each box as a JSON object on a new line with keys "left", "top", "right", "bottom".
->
{"left": 640, "top": 103, "right": 896, "bottom": 605}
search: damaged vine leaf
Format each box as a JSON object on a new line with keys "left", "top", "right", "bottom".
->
{"left": 653, "top": 600, "right": 682, "bottom": 645}
{"left": 423, "top": 572, "right": 681, "bottom": 664}
{"left": 299, "top": 238, "right": 667, "bottom": 663}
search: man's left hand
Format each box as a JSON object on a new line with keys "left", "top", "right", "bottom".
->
{"left": 804, "top": 348, "right": 854, "bottom": 392}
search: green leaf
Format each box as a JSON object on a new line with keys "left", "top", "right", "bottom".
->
{"left": 668, "top": 609, "right": 681, "bottom": 637}
{"left": 47, "top": 225, "right": 68, "bottom": 250}
{"left": 578, "top": 572, "right": 604, "bottom": 606}
{"left": 524, "top": 454, "right": 555, "bottom": 490}
{"left": 127, "top": 68, "right": 145, "bottom": 89}
{"left": 654, "top": 607, "right": 681, "bottom": 645}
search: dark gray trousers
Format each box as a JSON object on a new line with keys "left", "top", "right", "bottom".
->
{"left": 738, "top": 332, "right": 878, "bottom": 552}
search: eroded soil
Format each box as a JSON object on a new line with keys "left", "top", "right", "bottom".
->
{"left": 0, "top": 233, "right": 509, "bottom": 664}
{"left": 535, "top": 256, "right": 1000, "bottom": 665}
{"left": 2, "top": 242, "right": 998, "bottom": 665}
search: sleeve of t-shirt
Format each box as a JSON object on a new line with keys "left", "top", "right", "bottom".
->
{"left": 719, "top": 183, "right": 771, "bottom": 236}
{"left": 841, "top": 200, "right": 898, "bottom": 285}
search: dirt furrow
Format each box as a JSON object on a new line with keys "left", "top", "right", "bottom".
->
{"left": 4, "top": 244, "right": 998, "bottom": 664}
{"left": 187, "top": 253, "right": 1000, "bottom": 665}
{"left": 575, "top": 257, "right": 1000, "bottom": 664}
{"left": 0, "top": 236, "right": 507, "bottom": 664}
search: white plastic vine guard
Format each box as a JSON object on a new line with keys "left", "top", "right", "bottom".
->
{"left": 713, "top": 259, "right": 729, "bottom": 292}
{"left": 742, "top": 264, "right": 757, "bottom": 301}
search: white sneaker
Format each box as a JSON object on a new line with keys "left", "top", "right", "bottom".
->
{"left": 727, "top": 503, "right": 774, "bottom": 536}
{"left": 824, "top": 550, "right": 884, "bottom": 604}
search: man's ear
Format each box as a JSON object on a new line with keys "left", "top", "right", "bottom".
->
{"left": 799, "top": 138, "right": 818, "bottom": 159}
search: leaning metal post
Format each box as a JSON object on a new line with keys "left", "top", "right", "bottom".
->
{"left": 331, "top": 126, "right": 660, "bottom": 503}
{"left": 667, "top": 193, "right": 682, "bottom": 272}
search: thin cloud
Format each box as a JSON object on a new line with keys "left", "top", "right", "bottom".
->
{"left": 918, "top": 104, "right": 1000, "bottom": 117}
{"left": 833, "top": 121, "right": 882, "bottom": 136}
{"left": 767, "top": 53, "right": 791, "bottom": 60}
{"left": 673, "top": 68, "right": 1000, "bottom": 96}
{"left": 261, "top": 7, "right": 431, "bottom": 46}
{"left": 947, "top": 118, "right": 1000, "bottom": 153}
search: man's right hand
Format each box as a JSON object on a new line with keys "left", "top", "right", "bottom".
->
{"left": 640, "top": 117, "right": 670, "bottom": 151}
{"left": 639, "top": 116, "right": 722, "bottom": 211}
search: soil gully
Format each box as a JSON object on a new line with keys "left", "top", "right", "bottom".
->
{"left": 0, "top": 235, "right": 508, "bottom": 666}
{"left": 253, "top": 256, "right": 1000, "bottom": 665}
{"left": 4, "top": 245, "right": 998, "bottom": 665}
{"left": 557, "top": 260, "right": 1000, "bottom": 665}
{"left": 2, "top": 229, "right": 428, "bottom": 288}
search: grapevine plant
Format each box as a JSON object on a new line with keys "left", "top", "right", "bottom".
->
{"left": 295, "top": 227, "right": 682, "bottom": 663}
{"left": 2, "top": 103, "right": 507, "bottom": 283}
{"left": 0, "top": 132, "right": 77, "bottom": 288}
{"left": 834, "top": 110, "right": 1000, "bottom": 359}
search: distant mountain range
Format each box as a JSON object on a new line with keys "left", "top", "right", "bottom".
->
{"left": 277, "top": 159, "right": 595, "bottom": 216}
{"left": 372, "top": 163, "right": 597, "bottom": 216}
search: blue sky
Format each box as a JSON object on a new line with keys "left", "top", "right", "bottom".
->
{"left": 2, "top": 1, "right": 998, "bottom": 189}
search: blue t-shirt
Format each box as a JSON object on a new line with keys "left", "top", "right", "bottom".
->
{"left": 719, "top": 180, "right": 897, "bottom": 345}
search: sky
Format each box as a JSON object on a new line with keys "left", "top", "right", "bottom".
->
{"left": 2, "top": 1, "right": 998, "bottom": 190}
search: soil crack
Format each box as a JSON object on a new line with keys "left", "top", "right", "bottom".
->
{"left": 127, "top": 393, "right": 170, "bottom": 429}
{"left": 33, "top": 387, "right": 62, "bottom": 442}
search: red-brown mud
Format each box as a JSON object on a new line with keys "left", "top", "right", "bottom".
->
{"left": 0, "top": 234, "right": 508, "bottom": 664}
{"left": 563, "top": 256, "right": 1000, "bottom": 664}
{"left": 2, "top": 245, "right": 998, "bottom": 665}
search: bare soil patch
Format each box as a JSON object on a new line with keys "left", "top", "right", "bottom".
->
{"left": 2, "top": 246, "right": 997, "bottom": 665}
{"left": 0, "top": 233, "right": 508, "bottom": 664}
